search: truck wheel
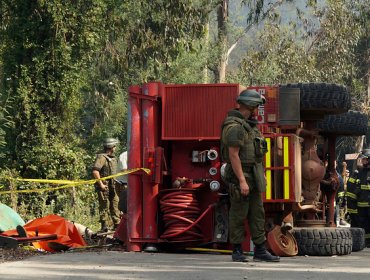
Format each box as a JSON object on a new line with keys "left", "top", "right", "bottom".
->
{"left": 317, "top": 110, "right": 368, "bottom": 136}
{"left": 280, "top": 83, "right": 351, "bottom": 120}
{"left": 293, "top": 227, "right": 352, "bottom": 256}
{"left": 350, "top": 227, "right": 365, "bottom": 252}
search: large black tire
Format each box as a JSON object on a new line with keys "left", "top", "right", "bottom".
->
{"left": 317, "top": 110, "right": 368, "bottom": 136}
{"left": 293, "top": 227, "right": 352, "bottom": 256}
{"left": 280, "top": 83, "right": 351, "bottom": 120}
{"left": 350, "top": 227, "right": 365, "bottom": 252}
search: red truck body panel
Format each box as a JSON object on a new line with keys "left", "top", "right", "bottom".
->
{"left": 125, "top": 82, "right": 301, "bottom": 252}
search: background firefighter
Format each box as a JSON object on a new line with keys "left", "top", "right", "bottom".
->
{"left": 346, "top": 149, "right": 370, "bottom": 247}
{"left": 92, "top": 138, "right": 121, "bottom": 231}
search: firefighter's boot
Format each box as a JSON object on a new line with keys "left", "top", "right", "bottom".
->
{"left": 253, "top": 242, "right": 280, "bottom": 262}
{"left": 232, "top": 244, "right": 248, "bottom": 262}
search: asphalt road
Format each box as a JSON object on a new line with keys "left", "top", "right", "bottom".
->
{"left": 1, "top": 248, "right": 370, "bottom": 280}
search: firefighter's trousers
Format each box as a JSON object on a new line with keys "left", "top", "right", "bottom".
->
{"left": 229, "top": 180, "right": 266, "bottom": 246}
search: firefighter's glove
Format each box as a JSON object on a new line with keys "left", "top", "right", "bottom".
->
{"left": 229, "top": 183, "right": 242, "bottom": 201}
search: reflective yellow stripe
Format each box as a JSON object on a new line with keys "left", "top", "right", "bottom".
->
{"left": 360, "top": 184, "right": 370, "bottom": 190}
{"left": 283, "top": 137, "right": 290, "bottom": 199}
{"left": 345, "top": 192, "right": 357, "bottom": 199}
{"left": 347, "top": 208, "right": 358, "bottom": 214}
{"left": 337, "top": 191, "right": 345, "bottom": 197}
{"left": 265, "top": 138, "right": 272, "bottom": 200}
{"left": 357, "top": 202, "right": 370, "bottom": 207}
{"left": 348, "top": 177, "right": 360, "bottom": 183}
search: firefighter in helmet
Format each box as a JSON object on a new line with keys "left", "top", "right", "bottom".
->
{"left": 346, "top": 148, "right": 370, "bottom": 246}
{"left": 220, "top": 89, "right": 280, "bottom": 262}
{"left": 92, "top": 138, "right": 121, "bottom": 231}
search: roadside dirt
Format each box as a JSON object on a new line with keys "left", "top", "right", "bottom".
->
{"left": 0, "top": 248, "right": 50, "bottom": 263}
{"left": 0, "top": 243, "right": 124, "bottom": 264}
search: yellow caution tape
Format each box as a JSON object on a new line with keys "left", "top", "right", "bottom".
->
{"left": 0, "top": 168, "right": 151, "bottom": 195}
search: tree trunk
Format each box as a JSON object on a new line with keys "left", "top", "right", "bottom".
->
{"left": 216, "top": 0, "right": 228, "bottom": 83}
{"left": 203, "top": 21, "right": 210, "bottom": 84}
{"left": 367, "top": 55, "right": 370, "bottom": 108}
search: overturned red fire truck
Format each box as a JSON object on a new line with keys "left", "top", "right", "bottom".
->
{"left": 121, "top": 82, "right": 367, "bottom": 256}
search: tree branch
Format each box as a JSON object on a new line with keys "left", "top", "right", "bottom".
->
{"left": 226, "top": 0, "right": 285, "bottom": 61}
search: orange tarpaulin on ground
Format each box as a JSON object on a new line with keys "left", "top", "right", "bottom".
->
{"left": 2, "top": 214, "right": 86, "bottom": 252}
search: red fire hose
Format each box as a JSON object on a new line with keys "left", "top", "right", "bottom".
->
{"left": 159, "top": 190, "right": 215, "bottom": 242}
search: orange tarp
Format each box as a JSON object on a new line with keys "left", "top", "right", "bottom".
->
{"left": 2, "top": 214, "right": 86, "bottom": 252}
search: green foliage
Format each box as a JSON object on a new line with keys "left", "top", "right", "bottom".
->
{"left": 78, "top": 48, "right": 128, "bottom": 153}
{"left": 157, "top": 41, "right": 211, "bottom": 84}
{"left": 308, "top": 0, "right": 363, "bottom": 83}
{"left": 20, "top": 136, "right": 88, "bottom": 180}
{"left": 0, "top": 0, "right": 211, "bottom": 225}
{"left": 0, "top": 1, "right": 117, "bottom": 225}
{"left": 0, "top": 167, "right": 99, "bottom": 229}
{"left": 233, "top": 0, "right": 367, "bottom": 94}
{"left": 121, "top": 0, "right": 209, "bottom": 72}
{"left": 0, "top": 1, "right": 100, "bottom": 172}
{"left": 0, "top": 95, "right": 14, "bottom": 159}
{"left": 241, "top": 0, "right": 295, "bottom": 24}
{"left": 232, "top": 23, "right": 320, "bottom": 85}
{"left": 0, "top": 168, "right": 20, "bottom": 209}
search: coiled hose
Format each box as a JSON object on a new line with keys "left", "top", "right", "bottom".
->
{"left": 159, "top": 189, "right": 215, "bottom": 242}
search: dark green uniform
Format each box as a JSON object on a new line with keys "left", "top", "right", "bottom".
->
{"left": 93, "top": 153, "right": 120, "bottom": 229}
{"left": 221, "top": 109, "right": 267, "bottom": 246}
